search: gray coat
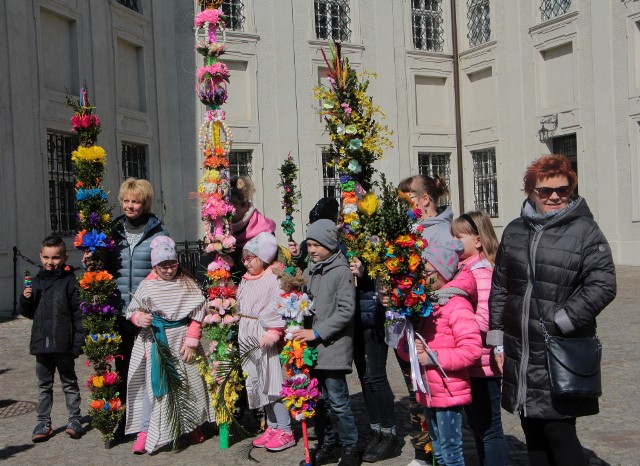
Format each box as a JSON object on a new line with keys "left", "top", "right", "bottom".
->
{"left": 303, "top": 251, "right": 356, "bottom": 372}
{"left": 108, "top": 214, "right": 168, "bottom": 313}
{"left": 488, "top": 197, "right": 616, "bottom": 419}
{"left": 420, "top": 205, "right": 454, "bottom": 246}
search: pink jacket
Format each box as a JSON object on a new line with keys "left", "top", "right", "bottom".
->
{"left": 233, "top": 208, "right": 276, "bottom": 249}
{"left": 398, "top": 269, "right": 482, "bottom": 408}
{"left": 458, "top": 254, "right": 501, "bottom": 378}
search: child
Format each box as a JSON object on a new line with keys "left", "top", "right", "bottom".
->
{"left": 451, "top": 212, "right": 508, "bottom": 466}
{"left": 19, "top": 236, "right": 86, "bottom": 442}
{"left": 236, "top": 232, "right": 294, "bottom": 452}
{"left": 398, "top": 241, "right": 482, "bottom": 466}
{"left": 125, "top": 236, "right": 211, "bottom": 454}
{"left": 291, "top": 219, "right": 359, "bottom": 466}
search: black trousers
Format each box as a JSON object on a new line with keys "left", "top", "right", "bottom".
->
{"left": 520, "top": 416, "right": 585, "bottom": 466}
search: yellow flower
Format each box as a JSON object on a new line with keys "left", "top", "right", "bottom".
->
{"left": 358, "top": 192, "right": 378, "bottom": 216}
{"left": 92, "top": 376, "right": 104, "bottom": 388}
{"left": 72, "top": 146, "right": 107, "bottom": 165}
{"left": 343, "top": 212, "right": 359, "bottom": 224}
{"left": 101, "top": 213, "right": 110, "bottom": 223}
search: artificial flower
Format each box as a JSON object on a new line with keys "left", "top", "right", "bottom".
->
{"left": 358, "top": 192, "right": 378, "bottom": 217}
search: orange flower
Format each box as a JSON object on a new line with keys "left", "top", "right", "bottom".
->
{"left": 76, "top": 181, "right": 84, "bottom": 188}
{"left": 89, "top": 399, "right": 105, "bottom": 410}
{"left": 395, "top": 235, "right": 415, "bottom": 248}
{"left": 74, "top": 230, "right": 87, "bottom": 248}
{"left": 397, "top": 276, "right": 414, "bottom": 291}
{"left": 207, "top": 269, "right": 230, "bottom": 281}
{"left": 95, "top": 270, "right": 113, "bottom": 281}
{"left": 342, "top": 192, "right": 357, "bottom": 203}
{"left": 385, "top": 257, "right": 403, "bottom": 274}
{"left": 214, "top": 146, "right": 226, "bottom": 156}
{"left": 108, "top": 398, "right": 122, "bottom": 412}
{"left": 408, "top": 253, "right": 421, "bottom": 273}
{"left": 204, "top": 156, "right": 230, "bottom": 168}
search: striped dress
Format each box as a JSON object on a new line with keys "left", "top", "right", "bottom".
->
{"left": 125, "top": 276, "right": 213, "bottom": 452}
{"left": 236, "top": 267, "right": 285, "bottom": 410}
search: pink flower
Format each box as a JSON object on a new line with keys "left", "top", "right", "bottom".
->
{"left": 221, "top": 235, "right": 236, "bottom": 249}
{"left": 103, "top": 372, "right": 118, "bottom": 385}
{"left": 223, "top": 314, "right": 235, "bottom": 325}
{"left": 203, "top": 313, "right": 222, "bottom": 324}
{"left": 194, "top": 8, "right": 222, "bottom": 27}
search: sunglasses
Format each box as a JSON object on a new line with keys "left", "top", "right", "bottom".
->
{"left": 533, "top": 186, "right": 572, "bottom": 199}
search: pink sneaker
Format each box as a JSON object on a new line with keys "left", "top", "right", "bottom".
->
{"left": 252, "top": 426, "right": 275, "bottom": 448}
{"left": 132, "top": 431, "right": 148, "bottom": 454}
{"left": 264, "top": 429, "right": 296, "bottom": 451}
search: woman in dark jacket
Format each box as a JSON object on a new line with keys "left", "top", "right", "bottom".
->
{"left": 488, "top": 155, "right": 616, "bottom": 466}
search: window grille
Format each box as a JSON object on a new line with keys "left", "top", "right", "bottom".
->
{"left": 322, "top": 151, "right": 341, "bottom": 199}
{"left": 552, "top": 133, "right": 578, "bottom": 194}
{"left": 47, "top": 131, "right": 78, "bottom": 235}
{"left": 122, "top": 142, "right": 147, "bottom": 180}
{"left": 114, "top": 0, "right": 140, "bottom": 13}
{"left": 228, "top": 150, "right": 253, "bottom": 178}
{"left": 314, "top": 0, "right": 351, "bottom": 42}
{"left": 471, "top": 148, "right": 498, "bottom": 218}
{"left": 412, "top": 0, "right": 444, "bottom": 52}
{"left": 467, "top": 0, "right": 490, "bottom": 47}
{"left": 222, "top": 0, "right": 245, "bottom": 31}
{"left": 418, "top": 152, "right": 451, "bottom": 206}
{"left": 540, "top": 0, "right": 570, "bottom": 22}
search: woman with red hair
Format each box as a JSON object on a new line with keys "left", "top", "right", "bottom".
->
{"left": 488, "top": 154, "right": 616, "bottom": 465}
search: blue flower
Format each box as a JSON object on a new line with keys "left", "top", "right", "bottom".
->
{"left": 339, "top": 175, "right": 353, "bottom": 184}
{"left": 76, "top": 188, "right": 107, "bottom": 202}
{"left": 81, "top": 230, "right": 108, "bottom": 252}
{"left": 420, "top": 301, "right": 433, "bottom": 318}
{"left": 407, "top": 210, "right": 417, "bottom": 221}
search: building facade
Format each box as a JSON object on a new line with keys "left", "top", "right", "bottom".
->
{"left": 1, "top": 0, "right": 639, "bottom": 312}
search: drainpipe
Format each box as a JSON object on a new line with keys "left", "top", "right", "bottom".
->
{"left": 450, "top": 0, "right": 464, "bottom": 213}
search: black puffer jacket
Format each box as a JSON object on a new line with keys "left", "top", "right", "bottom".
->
{"left": 19, "top": 267, "right": 85, "bottom": 355}
{"left": 488, "top": 197, "right": 616, "bottom": 419}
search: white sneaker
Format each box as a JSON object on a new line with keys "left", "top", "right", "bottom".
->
{"left": 406, "top": 460, "right": 428, "bottom": 466}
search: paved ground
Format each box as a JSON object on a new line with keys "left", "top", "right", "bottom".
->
{"left": 0, "top": 266, "right": 638, "bottom": 466}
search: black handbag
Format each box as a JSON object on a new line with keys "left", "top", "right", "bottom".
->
{"left": 528, "top": 246, "right": 602, "bottom": 398}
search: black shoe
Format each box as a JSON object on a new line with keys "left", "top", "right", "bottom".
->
{"left": 315, "top": 443, "right": 342, "bottom": 466}
{"left": 65, "top": 419, "right": 85, "bottom": 439}
{"left": 338, "top": 445, "right": 361, "bottom": 466}
{"left": 368, "top": 433, "right": 402, "bottom": 462}
{"left": 32, "top": 422, "right": 53, "bottom": 443}
{"left": 361, "top": 431, "right": 382, "bottom": 462}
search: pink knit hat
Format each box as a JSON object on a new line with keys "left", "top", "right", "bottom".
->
{"left": 150, "top": 236, "right": 177, "bottom": 266}
{"left": 422, "top": 240, "right": 464, "bottom": 281}
{"left": 243, "top": 232, "right": 278, "bottom": 263}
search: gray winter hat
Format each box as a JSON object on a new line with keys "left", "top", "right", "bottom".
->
{"left": 422, "top": 240, "right": 464, "bottom": 281}
{"left": 305, "top": 219, "right": 338, "bottom": 252}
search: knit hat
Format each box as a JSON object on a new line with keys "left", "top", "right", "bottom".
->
{"left": 305, "top": 219, "right": 338, "bottom": 252}
{"left": 244, "top": 232, "right": 278, "bottom": 263}
{"left": 422, "top": 240, "right": 464, "bottom": 281}
{"left": 309, "top": 197, "right": 339, "bottom": 224}
{"left": 150, "top": 236, "right": 177, "bottom": 266}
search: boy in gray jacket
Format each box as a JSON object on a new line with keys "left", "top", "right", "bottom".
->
{"left": 292, "top": 219, "right": 359, "bottom": 466}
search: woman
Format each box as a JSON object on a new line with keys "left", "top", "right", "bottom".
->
{"left": 109, "top": 178, "right": 168, "bottom": 442}
{"left": 488, "top": 155, "right": 616, "bottom": 465}
{"left": 397, "top": 174, "right": 455, "bottom": 466}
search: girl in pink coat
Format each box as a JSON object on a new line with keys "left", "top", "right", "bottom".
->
{"left": 399, "top": 241, "right": 481, "bottom": 466}
{"left": 451, "top": 212, "right": 508, "bottom": 466}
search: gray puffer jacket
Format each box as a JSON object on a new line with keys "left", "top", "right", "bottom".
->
{"left": 303, "top": 251, "right": 356, "bottom": 372}
{"left": 109, "top": 214, "right": 168, "bottom": 313}
{"left": 420, "top": 205, "right": 454, "bottom": 246}
{"left": 488, "top": 197, "right": 616, "bottom": 419}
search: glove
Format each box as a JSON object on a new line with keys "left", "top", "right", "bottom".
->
{"left": 259, "top": 329, "right": 282, "bottom": 348}
{"left": 131, "top": 312, "right": 152, "bottom": 328}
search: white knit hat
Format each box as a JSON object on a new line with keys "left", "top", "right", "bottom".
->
{"left": 150, "top": 236, "right": 177, "bottom": 266}
{"left": 243, "top": 232, "right": 278, "bottom": 263}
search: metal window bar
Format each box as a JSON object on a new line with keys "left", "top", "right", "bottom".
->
{"left": 47, "top": 132, "right": 78, "bottom": 235}
{"left": 122, "top": 142, "right": 147, "bottom": 180}
{"left": 221, "top": 0, "right": 245, "bottom": 31}
{"left": 540, "top": 0, "right": 571, "bottom": 22}
{"left": 467, "top": 0, "right": 490, "bottom": 47}
{"left": 412, "top": 0, "right": 444, "bottom": 52}
{"left": 552, "top": 133, "right": 578, "bottom": 194}
{"left": 114, "top": 0, "right": 140, "bottom": 13}
{"left": 314, "top": 0, "right": 351, "bottom": 42}
{"left": 471, "top": 148, "right": 499, "bottom": 218}
{"left": 418, "top": 152, "right": 451, "bottom": 206}
{"left": 228, "top": 150, "right": 253, "bottom": 178}
{"left": 175, "top": 240, "right": 205, "bottom": 279}
{"left": 322, "top": 151, "right": 341, "bottom": 199}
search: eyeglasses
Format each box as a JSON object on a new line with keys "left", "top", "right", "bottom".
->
{"left": 424, "top": 269, "right": 438, "bottom": 277}
{"left": 241, "top": 254, "right": 257, "bottom": 263}
{"left": 533, "top": 186, "right": 572, "bottom": 199}
{"left": 156, "top": 262, "right": 178, "bottom": 272}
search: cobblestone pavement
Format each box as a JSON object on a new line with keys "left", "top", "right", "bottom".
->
{"left": 1, "top": 266, "right": 638, "bottom": 466}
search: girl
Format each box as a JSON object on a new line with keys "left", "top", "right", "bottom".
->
{"left": 398, "top": 241, "right": 482, "bottom": 466}
{"left": 236, "top": 232, "right": 294, "bottom": 452}
{"left": 451, "top": 211, "right": 508, "bottom": 466}
{"left": 125, "top": 236, "right": 211, "bottom": 454}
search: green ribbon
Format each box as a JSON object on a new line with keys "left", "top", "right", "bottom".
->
{"left": 150, "top": 315, "right": 190, "bottom": 397}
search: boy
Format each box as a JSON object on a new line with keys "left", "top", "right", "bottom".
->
{"left": 20, "top": 236, "right": 86, "bottom": 442}
{"left": 292, "top": 219, "right": 359, "bottom": 466}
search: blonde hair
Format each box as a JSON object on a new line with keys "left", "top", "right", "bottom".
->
{"left": 230, "top": 176, "right": 256, "bottom": 208}
{"left": 451, "top": 210, "right": 499, "bottom": 264}
{"left": 118, "top": 178, "right": 154, "bottom": 214}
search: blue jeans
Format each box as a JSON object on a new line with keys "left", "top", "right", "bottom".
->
{"left": 465, "top": 377, "right": 509, "bottom": 466}
{"left": 354, "top": 326, "right": 395, "bottom": 429}
{"left": 313, "top": 370, "right": 358, "bottom": 447}
{"left": 425, "top": 406, "right": 464, "bottom": 466}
